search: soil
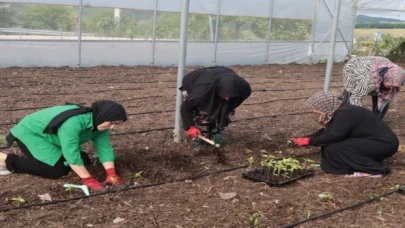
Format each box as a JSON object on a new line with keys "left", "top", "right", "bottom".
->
{"left": 1, "top": 64, "right": 405, "bottom": 227}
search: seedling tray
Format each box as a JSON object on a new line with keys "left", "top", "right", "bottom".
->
{"left": 242, "top": 169, "right": 315, "bottom": 187}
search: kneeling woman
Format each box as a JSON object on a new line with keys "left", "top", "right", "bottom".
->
{"left": 293, "top": 91, "right": 398, "bottom": 176}
{"left": 0, "top": 100, "right": 127, "bottom": 191}
{"left": 180, "top": 66, "right": 251, "bottom": 149}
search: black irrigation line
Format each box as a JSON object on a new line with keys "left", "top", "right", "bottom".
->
{"left": 282, "top": 186, "right": 405, "bottom": 228}
{"left": 0, "top": 97, "right": 314, "bottom": 126}
{"left": 0, "top": 150, "right": 321, "bottom": 213}
{"left": 0, "top": 84, "right": 342, "bottom": 101}
{"left": 0, "top": 74, "right": 343, "bottom": 89}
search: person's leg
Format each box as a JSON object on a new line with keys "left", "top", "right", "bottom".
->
{"left": 372, "top": 95, "right": 378, "bottom": 113}
{"left": 342, "top": 90, "right": 351, "bottom": 104}
{"left": 321, "top": 138, "right": 395, "bottom": 175}
{"left": 3, "top": 138, "right": 70, "bottom": 179}
{"left": 192, "top": 110, "right": 212, "bottom": 151}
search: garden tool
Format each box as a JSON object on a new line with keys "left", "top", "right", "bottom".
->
{"left": 63, "top": 184, "right": 90, "bottom": 196}
{"left": 198, "top": 134, "right": 226, "bottom": 164}
{"left": 197, "top": 134, "right": 222, "bottom": 148}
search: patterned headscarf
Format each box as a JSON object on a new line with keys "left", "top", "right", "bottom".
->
{"left": 306, "top": 91, "right": 343, "bottom": 115}
{"left": 371, "top": 59, "right": 405, "bottom": 109}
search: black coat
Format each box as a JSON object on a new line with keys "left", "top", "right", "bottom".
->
{"left": 180, "top": 67, "right": 251, "bottom": 130}
{"left": 309, "top": 104, "right": 398, "bottom": 174}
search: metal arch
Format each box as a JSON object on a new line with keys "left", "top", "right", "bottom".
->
{"left": 313, "top": 0, "right": 358, "bottom": 53}
{"left": 322, "top": 0, "right": 350, "bottom": 52}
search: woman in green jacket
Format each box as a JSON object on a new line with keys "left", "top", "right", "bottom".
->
{"left": 0, "top": 100, "right": 127, "bottom": 192}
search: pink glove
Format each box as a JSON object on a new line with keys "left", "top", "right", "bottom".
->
{"left": 187, "top": 126, "right": 200, "bottom": 138}
{"left": 293, "top": 138, "right": 310, "bottom": 147}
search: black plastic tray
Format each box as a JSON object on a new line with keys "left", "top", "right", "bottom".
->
{"left": 242, "top": 169, "right": 315, "bottom": 187}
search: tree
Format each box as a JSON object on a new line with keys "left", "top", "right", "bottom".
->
{"left": 21, "top": 5, "right": 75, "bottom": 31}
{"left": 220, "top": 16, "right": 256, "bottom": 40}
{"left": 0, "top": 4, "right": 16, "bottom": 27}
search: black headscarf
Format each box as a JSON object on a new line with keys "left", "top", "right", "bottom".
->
{"left": 180, "top": 66, "right": 251, "bottom": 127}
{"left": 43, "top": 100, "right": 127, "bottom": 134}
{"left": 91, "top": 100, "right": 127, "bottom": 129}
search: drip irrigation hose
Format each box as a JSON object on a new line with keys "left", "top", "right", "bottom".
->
{"left": 0, "top": 84, "right": 342, "bottom": 104}
{"left": 0, "top": 111, "right": 315, "bottom": 139}
{"left": 0, "top": 151, "right": 321, "bottom": 212}
{"left": 281, "top": 186, "right": 405, "bottom": 228}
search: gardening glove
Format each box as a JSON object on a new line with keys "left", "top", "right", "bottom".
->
{"left": 104, "top": 168, "right": 127, "bottom": 189}
{"left": 187, "top": 126, "right": 201, "bottom": 138}
{"left": 82, "top": 176, "right": 105, "bottom": 192}
{"left": 293, "top": 138, "right": 310, "bottom": 147}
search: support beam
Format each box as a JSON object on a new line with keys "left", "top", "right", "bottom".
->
{"left": 174, "top": 0, "right": 190, "bottom": 143}
{"left": 212, "top": 0, "right": 221, "bottom": 66}
{"left": 77, "top": 0, "right": 83, "bottom": 67}
{"left": 324, "top": 0, "right": 341, "bottom": 92}
{"left": 151, "top": 0, "right": 158, "bottom": 65}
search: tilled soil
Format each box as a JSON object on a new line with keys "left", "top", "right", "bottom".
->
{"left": 0, "top": 64, "right": 405, "bottom": 228}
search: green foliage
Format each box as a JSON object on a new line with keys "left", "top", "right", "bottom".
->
{"left": 6, "top": 5, "right": 312, "bottom": 41}
{"left": 11, "top": 196, "right": 25, "bottom": 206}
{"left": 356, "top": 23, "right": 405, "bottom": 29}
{"left": 247, "top": 156, "right": 254, "bottom": 169}
{"left": 0, "top": 4, "right": 17, "bottom": 27}
{"left": 353, "top": 33, "right": 405, "bottom": 61}
{"left": 134, "top": 171, "right": 144, "bottom": 178}
{"left": 390, "top": 184, "right": 401, "bottom": 190}
{"left": 318, "top": 192, "right": 335, "bottom": 204}
{"left": 249, "top": 211, "right": 263, "bottom": 227}
{"left": 21, "top": 5, "right": 76, "bottom": 31}
{"left": 270, "top": 18, "right": 312, "bottom": 41}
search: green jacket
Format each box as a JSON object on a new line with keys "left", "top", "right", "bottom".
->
{"left": 10, "top": 105, "right": 115, "bottom": 166}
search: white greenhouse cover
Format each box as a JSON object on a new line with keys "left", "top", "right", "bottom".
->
{"left": 0, "top": 0, "right": 404, "bottom": 67}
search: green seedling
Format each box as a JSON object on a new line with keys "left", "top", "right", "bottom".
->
{"left": 260, "top": 160, "right": 267, "bottom": 173}
{"left": 249, "top": 211, "right": 263, "bottom": 228}
{"left": 247, "top": 156, "right": 254, "bottom": 170}
{"left": 11, "top": 196, "right": 25, "bottom": 206}
{"left": 134, "top": 171, "right": 144, "bottom": 179}
{"left": 318, "top": 192, "right": 335, "bottom": 204}
{"left": 390, "top": 184, "right": 401, "bottom": 190}
{"left": 65, "top": 185, "right": 73, "bottom": 196}
{"left": 369, "top": 194, "right": 386, "bottom": 201}
{"left": 274, "top": 150, "right": 283, "bottom": 154}
{"left": 377, "top": 209, "right": 383, "bottom": 216}
{"left": 302, "top": 158, "right": 315, "bottom": 171}
{"left": 306, "top": 210, "right": 312, "bottom": 219}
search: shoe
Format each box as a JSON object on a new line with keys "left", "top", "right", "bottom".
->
{"left": 0, "top": 166, "right": 11, "bottom": 175}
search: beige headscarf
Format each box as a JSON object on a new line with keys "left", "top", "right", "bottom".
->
{"left": 306, "top": 91, "right": 343, "bottom": 125}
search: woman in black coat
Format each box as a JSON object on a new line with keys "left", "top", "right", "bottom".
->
{"left": 293, "top": 91, "right": 398, "bottom": 176}
{"left": 179, "top": 66, "right": 251, "bottom": 149}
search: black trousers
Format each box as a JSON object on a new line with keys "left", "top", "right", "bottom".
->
{"left": 5, "top": 137, "right": 91, "bottom": 179}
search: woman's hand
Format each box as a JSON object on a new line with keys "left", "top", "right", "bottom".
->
{"left": 293, "top": 138, "right": 310, "bottom": 147}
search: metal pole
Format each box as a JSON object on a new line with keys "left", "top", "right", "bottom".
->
{"left": 212, "top": 0, "right": 221, "bottom": 66}
{"left": 77, "top": 0, "right": 83, "bottom": 67}
{"left": 324, "top": 0, "right": 341, "bottom": 92}
{"left": 264, "top": 0, "right": 274, "bottom": 64}
{"left": 208, "top": 15, "right": 214, "bottom": 41}
{"left": 309, "top": 0, "right": 319, "bottom": 62}
{"left": 151, "top": 0, "right": 158, "bottom": 65}
{"left": 174, "top": 0, "right": 190, "bottom": 143}
{"left": 349, "top": 2, "right": 358, "bottom": 57}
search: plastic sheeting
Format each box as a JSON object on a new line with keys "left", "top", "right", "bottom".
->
{"left": 3, "top": 0, "right": 315, "bottom": 19}
{"left": 0, "top": 40, "right": 349, "bottom": 67}
{"left": 1, "top": 0, "right": 405, "bottom": 67}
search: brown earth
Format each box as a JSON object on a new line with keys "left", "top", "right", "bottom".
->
{"left": 0, "top": 64, "right": 405, "bottom": 228}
